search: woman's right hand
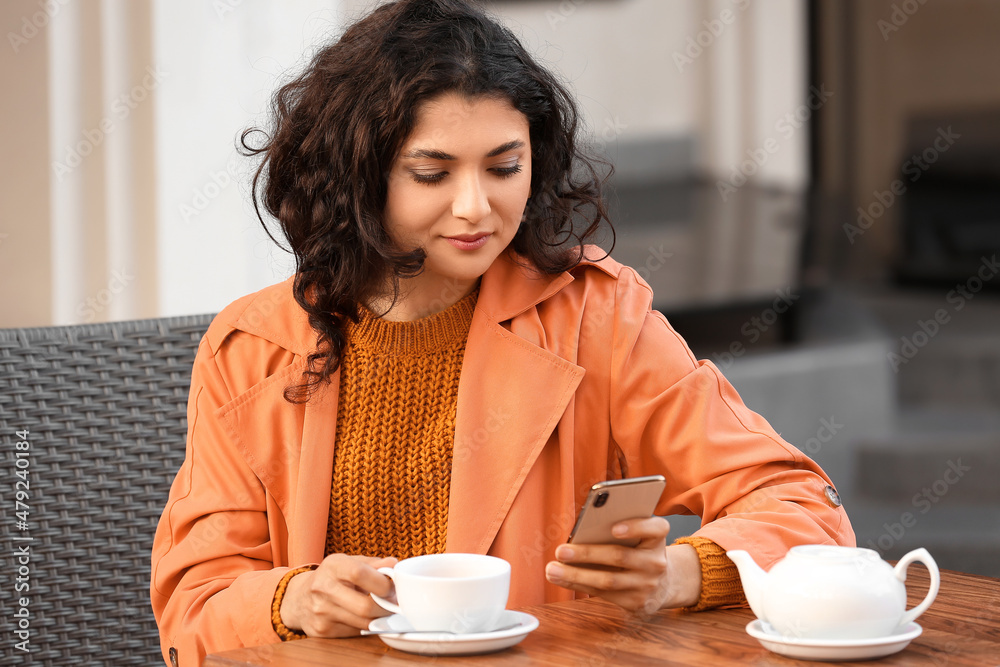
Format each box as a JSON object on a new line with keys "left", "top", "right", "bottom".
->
{"left": 279, "top": 553, "right": 399, "bottom": 637}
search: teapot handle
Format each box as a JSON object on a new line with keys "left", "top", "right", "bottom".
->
{"left": 893, "top": 548, "right": 940, "bottom": 627}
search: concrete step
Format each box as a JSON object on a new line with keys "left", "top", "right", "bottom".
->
{"left": 853, "top": 409, "right": 1000, "bottom": 503}
{"left": 849, "top": 408, "right": 1000, "bottom": 578}
{"left": 846, "top": 288, "right": 1000, "bottom": 411}
{"left": 894, "top": 337, "right": 1000, "bottom": 410}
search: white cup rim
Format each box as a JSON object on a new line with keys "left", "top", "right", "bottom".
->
{"left": 392, "top": 553, "right": 510, "bottom": 580}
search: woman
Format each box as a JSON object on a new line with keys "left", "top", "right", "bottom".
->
{"left": 150, "top": 1, "right": 854, "bottom": 665}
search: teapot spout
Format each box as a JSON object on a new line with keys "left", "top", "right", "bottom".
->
{"left": 726, "top": 550, "right": 768, "bottom": 621}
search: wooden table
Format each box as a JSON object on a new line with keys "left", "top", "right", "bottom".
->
{"left": 205, "top": 568, "right": 1000, "bottom": 666}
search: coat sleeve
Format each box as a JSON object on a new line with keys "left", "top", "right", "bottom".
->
{"left": 607, "top": 267, "right": 855, "bottom": 569}
{"left": 150, "top": 337, "right": 291, "bottom": 667}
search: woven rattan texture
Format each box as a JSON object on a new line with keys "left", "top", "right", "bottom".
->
{"left": 0, "top": 315, "right": 212, "bottom": 666}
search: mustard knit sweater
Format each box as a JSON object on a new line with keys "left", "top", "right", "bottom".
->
{"left": 271, "top": 289, "right": 744, "bottom": 639}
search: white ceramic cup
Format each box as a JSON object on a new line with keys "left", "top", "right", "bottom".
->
{"left": 370, "top": 553, "right": 511, "bottom": 633}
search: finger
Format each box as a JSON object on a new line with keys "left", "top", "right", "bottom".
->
{"left": 555, "top": 542, "right": 664, "bottom": 574}
{"left": 332, "top": 579, "right": 394, "bottom": 620}
{"left": 546, "top": 559, "right": 652, "bottom": 594}
{"left": 541, "top": 574, "right": 647, "bottom": 612}
{"left": 610, "top": 516, "right": 671, "bottom": 546}
{"left": 545, "top": 561, "right": 670, "bottom": 614}
{"left": 308, "top": 558, "right": 397, "bottom": 622}
{"left": 300, "top": 579, "right": 393, "bottom": 635}
{"left": 557, "top": 543, "right": 629, "bottom": 570}
{"left": 355, "top": 555, "right": 400, "bottom": 570}
{"left": 303, "top": 600, "right": 379, "bottom": 637}
{"left": 348, "top": 557, "right": 399, "bottom": 597}
{"left": 321, "top": 554, "right": 397, "bottom": 597}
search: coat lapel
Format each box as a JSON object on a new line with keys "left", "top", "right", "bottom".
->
{"left": 219, "top": 361, "right": 339, "bottom": 565}
{"left": 289, "top": 377, "right": 340, "bottom": 561}
{"left": 446, "top": 253, "right": 585, "bottom": 553}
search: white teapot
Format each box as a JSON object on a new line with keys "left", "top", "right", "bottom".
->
{"left": 727, "top": 545, "right": 940, "bottom": 640}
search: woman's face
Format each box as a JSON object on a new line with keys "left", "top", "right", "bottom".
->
{"left": 384, "top": 92, "right": 532, "bottom": 303}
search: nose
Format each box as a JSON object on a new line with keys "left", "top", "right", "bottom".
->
{"left": 451, "top": 172, "right": 491, "bottom": 224}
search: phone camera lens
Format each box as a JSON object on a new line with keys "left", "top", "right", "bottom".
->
{"left": 594, "top": 491, "right": 609, "bottom": 508}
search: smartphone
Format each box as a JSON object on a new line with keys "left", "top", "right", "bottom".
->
{"left": 568, "top": 475, "right": 666, "bottom": 548}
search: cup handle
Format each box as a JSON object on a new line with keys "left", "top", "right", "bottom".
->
{"left": 369, "top": 566, "right": 402, "bottom": 615}
{"left": 893, "top": 547, "right": 940, "bottom": 627}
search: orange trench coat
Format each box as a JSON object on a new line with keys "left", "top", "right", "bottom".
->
{"left": 151, "top": 248, "right": 854, "bottom": 666}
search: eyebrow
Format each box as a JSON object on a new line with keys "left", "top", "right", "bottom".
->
{"left": 402, "top": 140, "right": 526, "bottom": 160}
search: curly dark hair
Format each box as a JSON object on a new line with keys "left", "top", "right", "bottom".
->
{"left": 241, "top": 0, "right": 614, "bottom": 402}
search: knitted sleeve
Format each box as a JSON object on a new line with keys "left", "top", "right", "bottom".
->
{"left": 672, "top": 536, "right": 747, "bottom": 611}
{"left": 270, "top": 565, "right": 319, "bottom": 641}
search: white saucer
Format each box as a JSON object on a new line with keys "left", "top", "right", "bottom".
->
{"left": 367, "top": 610, "right": 539, "bottom": 656}
{"left": 746, "top": 620, "right": 923, "bottom": 661}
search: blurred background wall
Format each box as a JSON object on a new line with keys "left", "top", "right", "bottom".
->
{"left": 0, "top": 0, "right": 330, "bottom": 326}
{"left": 1, "top": 0, "right": 998, "bottom": 574}
{"left": 1, "top": 0, "right": 809, "bottom": 326}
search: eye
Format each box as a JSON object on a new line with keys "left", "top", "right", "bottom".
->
{"left": 493, "top": 164, "right": 523, "bottom": 179}
{"left": 409, "top": 171, "right": 448, "bottom": 185}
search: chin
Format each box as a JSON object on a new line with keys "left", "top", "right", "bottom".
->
{"left": 435, "top": 252, "right": 502, "bottom": 280}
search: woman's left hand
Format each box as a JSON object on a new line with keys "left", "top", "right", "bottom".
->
{"left": 544, "top": 516, "right": 701, "bottom": 613}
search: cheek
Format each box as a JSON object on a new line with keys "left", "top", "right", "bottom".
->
{"left": 385, "top": 182, "right": 438, "bottom": 239}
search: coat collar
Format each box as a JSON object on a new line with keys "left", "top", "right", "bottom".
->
{"left": 227, "top": 248, "right": 616, "bottom": 354}
{"left": 477, "top": 249, "right": 574, "bottom": 320}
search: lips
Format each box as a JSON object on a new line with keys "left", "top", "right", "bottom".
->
{"left": 445, "top": 233, "right": 491, "bottom": 251}
{"left": 447, "top": 233, "right": 490, "bottom": 242}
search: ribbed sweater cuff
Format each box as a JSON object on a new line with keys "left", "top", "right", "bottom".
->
{"left": 271, "top": 565, "right": 319, "bottom": 641}
{"left": 672, "top": 536, "right": 747, "bottom": 611}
